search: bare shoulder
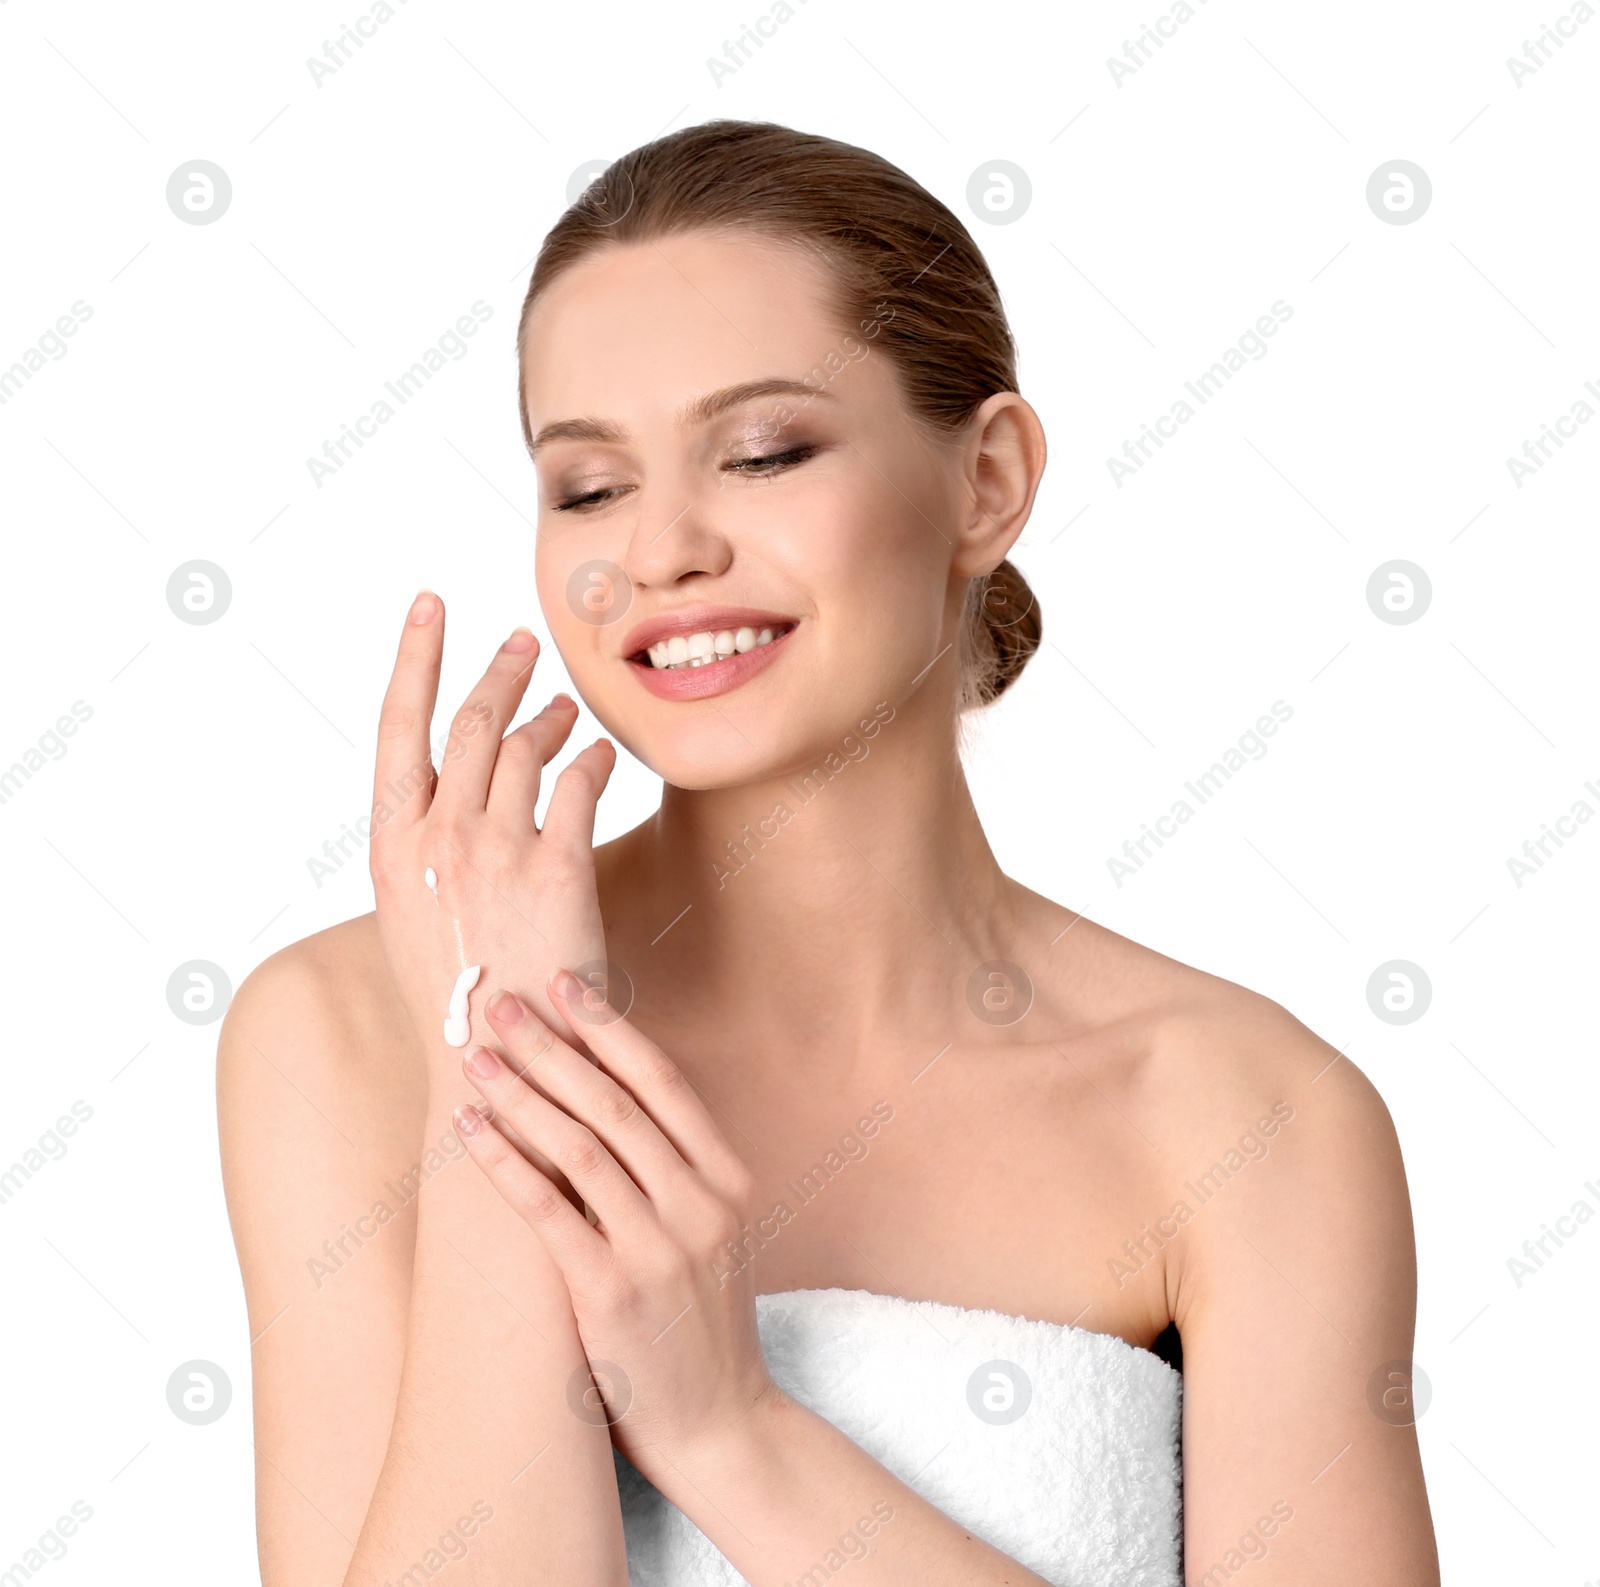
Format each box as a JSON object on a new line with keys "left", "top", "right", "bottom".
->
{"left": 1040, "top": 901, "right": 1399, "bottom": 1158}
{"left": 1031, "top": 898, "right": 1410, "bottom": 1260}
{"left": 1043, "top": 924, "right": 1437, "bottom": 1580}
{"left": 218, "top": 910, "right": 416, "bottom": 1087}
{"left": 216, "top": 912, "right": 428, "bottom": 1297}
{"left": 1063, "top": 908, "right": 1414, "bottom": 1316}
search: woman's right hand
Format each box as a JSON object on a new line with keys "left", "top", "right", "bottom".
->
{"left": 367, "top": 590, "right": 618, "bottom": 1099}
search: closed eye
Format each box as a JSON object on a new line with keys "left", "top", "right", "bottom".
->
{"left": 552, "top": 443, "right": 819, "bottom": 513}
{"left": 724, "top": 443, "right": 818, "bottom": 477}
{"left": 554, "top": 484, "right": 626, "bottom": 513}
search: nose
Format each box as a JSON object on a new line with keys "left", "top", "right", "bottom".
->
{"left": 619, "top": 481, "right": 733, "bottom": 592}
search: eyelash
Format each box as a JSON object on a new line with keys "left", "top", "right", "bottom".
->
{"left": 553, "top": 444, "right": 818, "bottom": 513}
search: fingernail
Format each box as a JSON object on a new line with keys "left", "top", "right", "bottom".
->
{"left": 549, "top": 968, "right": 583, "bottom": 1003}
{"left": 409, "top": 590, "right": 437, "bottom": 625}
{"left": 502, "top": 627, "right": 537, "bottom": 654}
{"left": 552, "top": 692, "right": 576, "bottom": 709}
{"left": 489, "top": 990, "right": 525, "bottom": 1024}
{"left": 465, "top": 1046, "right": 501, "bottom": 1079}
{"left": 453, "top": 1103, "right": 483, "bottom": 1137}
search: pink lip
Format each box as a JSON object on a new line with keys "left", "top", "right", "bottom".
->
{"left": 628, "top": 623, "right": 799, "bottom": 701}
{"left": 619, "top": 605, "right": 798, "bottom": 659}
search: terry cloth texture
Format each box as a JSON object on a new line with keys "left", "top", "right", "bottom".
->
{"left": 613, "top": 1285, "right": 1183, "bottom": 1586}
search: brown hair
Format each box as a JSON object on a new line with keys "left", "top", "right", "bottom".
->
{"left": 517, "top": 119, "right": 1041, "bottom": 710}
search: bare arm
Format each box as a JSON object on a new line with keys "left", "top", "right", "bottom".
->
{"left": 1172, "top": 1005, "right": 1440, "bottom": 1586}
{"left": 219, "top": 594, "right": 633, "bottom": 1585}
{"left": 217, "top": 935, "right": 630, "bottom": 1585}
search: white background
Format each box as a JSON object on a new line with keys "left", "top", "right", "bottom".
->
{"left": 1, "top": 0, "right": 1595, "bottom": 1581}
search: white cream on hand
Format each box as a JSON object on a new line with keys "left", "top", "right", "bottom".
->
{"left": 443, "top": 964, "right": 481, "bottom": 1047}
{"left": 424, "top": 866, "right": 439, "bottom": 901}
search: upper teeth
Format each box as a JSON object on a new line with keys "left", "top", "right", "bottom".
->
{"left": 647, "top": 626, "right": 779, "bottom": 669}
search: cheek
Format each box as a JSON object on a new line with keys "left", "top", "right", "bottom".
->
{"left": 763, "top": 469, "right": 945, "bottom": 615}
{"left": 536, "top": 538, "right": 630, "bottom": 670}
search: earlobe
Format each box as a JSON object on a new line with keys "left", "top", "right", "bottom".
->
{"left": 956, "top": 393, "right": 1047, "bottom": 577}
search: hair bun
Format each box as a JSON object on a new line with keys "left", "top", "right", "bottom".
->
{"left": 967, "top": 559, "right": 1042, "bottom": 708}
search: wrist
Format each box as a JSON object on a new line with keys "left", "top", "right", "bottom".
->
{"left": 669, "top": 1376, "right": 796, "bottom": 1493}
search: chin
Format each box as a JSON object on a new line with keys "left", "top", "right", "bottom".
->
{"left": 599, "top": 707, "right": 812, "bottom": 792}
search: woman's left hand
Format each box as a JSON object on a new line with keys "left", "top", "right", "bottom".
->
{"left": 452, "top": 969, "right": 778, "bottom": 1480}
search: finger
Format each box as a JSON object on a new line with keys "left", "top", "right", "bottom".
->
{"left": 470, "top": 1086, "right": 588, "bottom": 1216}
{"left": 484, "top": 694, "right": 581, "bottom": 830}
{"left": 434, "top": 627, "right": 541, "bottom": 814}
{"left": 462, "top": 1045, "right": 656, "bottom": 1242}
{"left": 371, "top": 590, "right": 443, "bottom": 835}
{"left": 453, "top": 1104, "right": 610, "bottom": 1284}
{"left": 541, "top": 738, "right": 618, "bottom": 853}
{"left": 486, "top": 990, "right": 697, "bottom": 1198}
{"left": 549, "top": 970, "right": 750, "bottom": 1196}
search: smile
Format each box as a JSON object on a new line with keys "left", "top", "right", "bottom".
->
{"left": 641, "top": 624, "right": 792, "bottom": 670}
{"left": 621, "top": 609, "right": 800, "bottom": 702}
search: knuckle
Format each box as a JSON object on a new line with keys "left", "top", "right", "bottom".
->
{"left": 377, "top": 702, "right": 417, "bottom": 742}
{"left": 432, "top": 810, "right": 471, "bottom": 850}
{"left": 521, "top": 1178, "right": 567, "bottom": 1225}
{"left": 641, "top": 1052, "right": 688, "bottom": 1096}
{"left": 697, "top": 1199, "right": 743, "bottom": 1253}
{"left": 560, "top": 1129, "right": 608, "bottom": 1179}
{"left": 556, "top": 760, "right": 595, "bottom": 797}
{"left": 592, "top": 1084, "right": 639, "bottom": 1129}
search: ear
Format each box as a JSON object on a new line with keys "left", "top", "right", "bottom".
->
{"left": 951, "top": 392, "right": 1048, "bottom": 579}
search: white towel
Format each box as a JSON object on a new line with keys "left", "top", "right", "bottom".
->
{"left": 614, "top": 1286, "right": 1182, "bottom": 1586}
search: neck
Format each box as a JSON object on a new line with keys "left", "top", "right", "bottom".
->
{"left": 597, "top": 703, "right": 1022, "bottom": 1050}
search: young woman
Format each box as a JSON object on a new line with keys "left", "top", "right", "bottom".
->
{"left": 218, "top": 120, "right": 1440, "bottom": 1587}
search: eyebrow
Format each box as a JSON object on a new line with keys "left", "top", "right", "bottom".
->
{"left": 529, "top": 377, "right": 834, "bottom": 457}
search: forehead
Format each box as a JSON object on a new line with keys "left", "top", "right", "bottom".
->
{"left": 520, "top": 230, "right": 855, "bottom": 429}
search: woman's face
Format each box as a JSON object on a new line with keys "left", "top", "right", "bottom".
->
{"left": 522, "top": 228, "right": 968, "bottom": 790}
